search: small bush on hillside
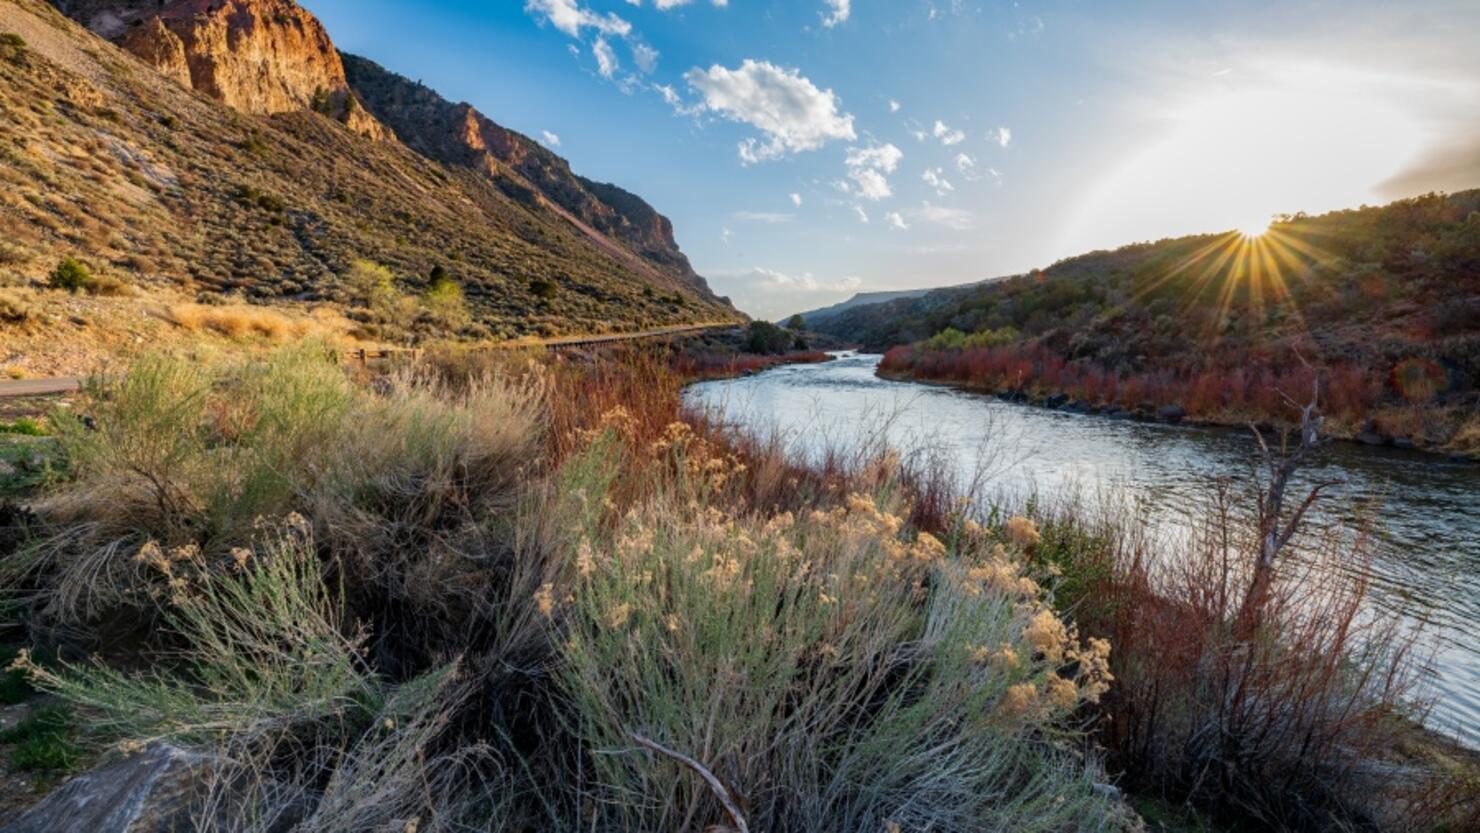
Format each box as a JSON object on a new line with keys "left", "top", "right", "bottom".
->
{"left": 528, "top": 277, "right": 558, "bottom": 300}
{"left": 0, "top": 290, "right": 33, "bottom": 323}
{"left": 47, "top": 257, "right": 94, "bottom": 294}
{"left": 422, "top": 272, "right": 470, "bottom": 331}
{"left": 0, "top": 32, "right": 25, "bottom": 63}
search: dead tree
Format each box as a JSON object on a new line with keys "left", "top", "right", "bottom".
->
{"left": 1236, "top": 376, "right": 1337, "bottom": 634}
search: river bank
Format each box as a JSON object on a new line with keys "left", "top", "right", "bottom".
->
{"left": 874, "top": 353, "right": 1479, "bottom": 463}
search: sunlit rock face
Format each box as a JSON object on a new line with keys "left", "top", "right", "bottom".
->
{"left": 55, "top": 0, "right": 391, "bottom": 140}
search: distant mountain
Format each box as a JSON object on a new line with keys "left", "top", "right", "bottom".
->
{"left": 785, "top": 288, "right": 939, "bottom": 327}
{"left": 1, "top": 0, "right": 732, "bottom": 339}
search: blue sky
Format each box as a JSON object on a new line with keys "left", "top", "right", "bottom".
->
{"left": 303, "top": 1, "right": 1480, "bottom": 319}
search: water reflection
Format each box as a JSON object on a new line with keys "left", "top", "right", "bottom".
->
{"left": 685, "top": 352, "right": 1480, "bottom": 746}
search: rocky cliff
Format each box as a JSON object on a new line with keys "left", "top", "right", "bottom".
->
{"left": 54, "top": 0, "right": 389, "bottom": 139}
{"left": 340, "top": 53, "right": 716, "bottom": 299}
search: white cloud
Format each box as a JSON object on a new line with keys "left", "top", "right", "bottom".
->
{"left": 889, "top": 99, "right": 901, "bottom": 113}
{"left": 885, "top": 211, "right": 909, "bottom": 230}
{"left": 525, "top": 0, "right": 631, "bottom": 38}
{"left": 790, "top": 192, "right": 803, "bottom": 206}
{"left": 821, "top": 0, "right": 851, "bottom": 27}
{"left": 853, "top": 205, "right": 870, "bottom": 224}
{"left": 733, "top": 211, "right": 794, "bottom": 223}
{"left": 685, "top": 60, "right": 857, "bottom": 163}
{"left": 933, "top": 120, "right": 966, "bottom": 145}
{"left": 592, "top": 37, "right": 619, "bottom": 78}
{"left": 646, "top": 0, "right": 728, "bottom": 9}
{"left": 922, "top": 167, "right": 955, "bottom": 195}
{"left": 631, "top": 42, "right": 659, "bottom": 74}
{"left": 541, "top": 130, "right": 562, "bottom": 147}
{"left": 913, "top": 201, "right": 975, "bottom": 230}
{"left": 988, "top": 126, "right": 1012, "bottom": 148}
{"left": 955, "top": 152, "right": 976, "bottom": 176}
{"left": 706, "top": 267, "right": 863, "bottom": 320}
{"left": 844, "top": 142, "right": 903, "bottom": 201}
{"left": 721, "top": 227, "right": 734, "bottom": 244}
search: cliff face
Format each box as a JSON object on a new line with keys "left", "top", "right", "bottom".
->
{"left": 340, "top": 53, "right": 717, "bottom": 300}
{"left": 56, "top": 0, "right": 390, "bottom": 139}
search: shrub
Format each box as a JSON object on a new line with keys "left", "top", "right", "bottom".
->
{"left": 0, "top": 704, "right": 81, "bottom": 772}
{"left": 0, "top": 32, "right": 25, "bottom": 62}
{"left": 47, "top": 257, "right": 94, "bottom": 294}
{"left": 745, "top": 319, "right": 793, "bottom": 354}
{"left": 528, "top": 277, "right": 558, "bottom": 300}
{"left": 0, "top": 289, "right": 33, "bottom": 323}
{"left": 0, "top": 418, "right": 47, "bottom": 436}
{"left": 552, "top": 432, "right": 1119, "bottom": 832}
{"left": 422, "top": 272, "right": 469, "bottom": 331}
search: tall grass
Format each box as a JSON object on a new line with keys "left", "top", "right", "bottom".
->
{"left": 1, "top": 346, "right": 1134, "bottom": 831}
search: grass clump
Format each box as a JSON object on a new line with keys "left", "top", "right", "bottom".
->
{"left": 0, "top": 704, "right": 82, "bottom": 773}
{"left": 0, "top": 418, "right": 46, "bottom": 437}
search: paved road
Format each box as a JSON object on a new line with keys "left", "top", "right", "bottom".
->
{"left": 0, "top": 322, "right": 743, "bottom": 398}
{"left": 0, "top": 377, "right": 82, "bottom": 398}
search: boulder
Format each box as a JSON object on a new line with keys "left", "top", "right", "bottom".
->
{"left": 0, "top": 743, "right": 302, "bottom": 833}
{"left": 1044, "top": 394, "right": 1069, "bottom": 409}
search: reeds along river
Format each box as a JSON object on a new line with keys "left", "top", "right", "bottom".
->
{"left": 684, "top": 351, "right": 1480, "bottom": 747}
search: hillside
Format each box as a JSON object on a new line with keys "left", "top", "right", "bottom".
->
{"left": 787, "top": 286, "right": 950, "bottom": 327}
{"left": 814, "top": 192, "right": 1480, "bottom": 450}
{"left": 0, "top": 0, "right": 734, "bottom": 349}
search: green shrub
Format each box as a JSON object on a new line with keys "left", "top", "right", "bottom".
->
{"left": 0, "top": 418, "right": 47, "bottom": 436}
{"left": 0, "top": 705, "right": 81, "bottom": 772}
{"left": 746, "top": 319, "right": 792, "bottom": 354}
{"left": 47, "top": 257, "right": 94, "bottom": 294}
{"left": 528, "top": 277, "right": 558, "bottom": 300}
{"left": 423, "top": 272, "right": 469, "bottom": 330}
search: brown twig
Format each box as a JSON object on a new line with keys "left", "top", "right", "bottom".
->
{"left": 628, "top": 731, "right": 750, "bottom": 833}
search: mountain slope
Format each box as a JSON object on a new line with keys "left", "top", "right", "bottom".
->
{"left": 787, "top": 285, "right": 974, "bottom": 327}
{"left": 0, "top": 0, "right": 732, "bottom": 341}
{"left": 342, "top": 53, "right": 716, "bottom": 300}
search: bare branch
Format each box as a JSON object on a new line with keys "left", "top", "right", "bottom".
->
{"left": 629, "top": 731, "right": 750, "bottom": 833}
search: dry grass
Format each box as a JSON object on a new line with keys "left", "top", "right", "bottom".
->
{"left": 164, "top": 303, "right": 320, "bottom": 342}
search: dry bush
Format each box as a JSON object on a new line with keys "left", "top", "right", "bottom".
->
{"left": 1035, "top": 483, "right": 1445, "bottom": 830}
{"left": 165, "top": 303, "right": 312, "bottom": 342}
{"left": 0, "top": 289, "right": 34, "bottom": 323}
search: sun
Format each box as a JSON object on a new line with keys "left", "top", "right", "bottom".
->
{"left": 1236, "top": 217, "right": 1272, "bottom": 239}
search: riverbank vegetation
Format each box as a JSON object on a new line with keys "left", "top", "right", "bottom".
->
{"left": 820, "top": 191, "right": 1480, "bottom": 456}
{"left": 0, "top": 347, "right": 1474, "bottom": 830}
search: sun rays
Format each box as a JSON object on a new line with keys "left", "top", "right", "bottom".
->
{"left": 1102, "top": 222, "right": 1333, "bottom": 355}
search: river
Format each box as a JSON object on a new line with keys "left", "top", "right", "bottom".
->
{"left": 684, "top": 351, "right": 1480, "bottom": 747}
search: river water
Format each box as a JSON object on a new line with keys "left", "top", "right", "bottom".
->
{"left": 684, "top": 351, "right": 1480, "bottom": 746}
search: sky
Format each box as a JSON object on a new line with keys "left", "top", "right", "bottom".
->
{"left": 301, "top": 0, "right": 1480, "bottom": 320}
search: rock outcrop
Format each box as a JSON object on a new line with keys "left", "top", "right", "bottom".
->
{"left": 0, "top": 743, "right": 302, "bottom": 833}
{"left": 55, "top": 0, "right": 390, "bottom": 139}
{"left": 341, "top": 53, "right": 718, "bottom": 300}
